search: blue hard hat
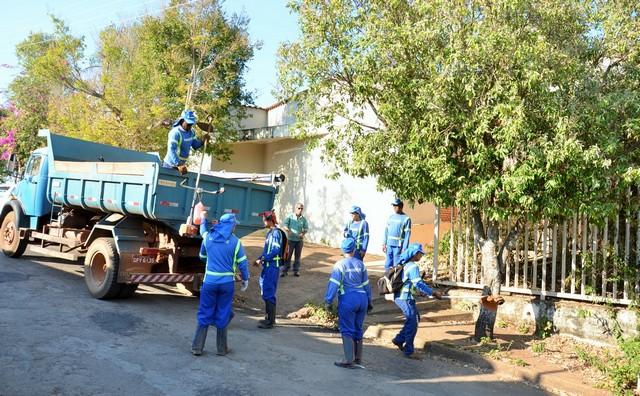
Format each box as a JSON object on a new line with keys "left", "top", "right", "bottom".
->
{"left": 391, "top": 198, "right": 403, "bottom": 206}
{"left": 219, "top": 213, "right": 237, "bottom": 224}
{"left": 181, "top": 109, "right": 197, "bottom": 125}
{"left": 341, "top": 237, "right": 356, "bottom": 253}
{"left": 403, "top": 243, "right": 425, "bottom": 260}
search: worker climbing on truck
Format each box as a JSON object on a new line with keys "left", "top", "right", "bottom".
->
{"left": 162, "top": 109, "right": 210, "bottom": 174}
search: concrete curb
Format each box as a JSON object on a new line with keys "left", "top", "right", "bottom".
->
{"left": 426, "top": 342, "right": 493, "bottom": 370}
{"left": 425, "top": 341, "right": 608, "bottom": 396}
{"left": 367, "top": 322, "right": 607, "bottom": 396}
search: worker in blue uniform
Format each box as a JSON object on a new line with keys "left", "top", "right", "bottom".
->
{"left": 324, "top": 237, "right": 372, "bottom": 368}
{"left": 391, "top": 243, "right": 442, "bottom": 359}
{"left": 255, "top": 210, "right": 285, "bottom": 329}
{"left": 191, "top": 212, "right": 249, "bottom": 356}
{"left": 383, "top": 198, "right": 412, "bottom": 271}
{"left": 342, "top": 206, "right": 369, "bottom": 260}
{"left": 162, "top": 109, "right": 210, "bottom": 174}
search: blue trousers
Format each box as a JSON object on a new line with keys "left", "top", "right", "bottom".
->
{"left": 338, "top": 292, "right": 368, "bottom": 340}
{"left": 384, "top": 246, "right": 402, "bottom": 270}
{"left": 260, "top": 264, "right": 280, "bottom": 304}
{"left": 354, "top": 250, "right": 366, "bottom": 260}
{"left": 393, "top": 298, "right": 420, "bottom": 356}
{"left": 283, "top": 240, "right": 303, "bottom": 273}
{"left": 197, "top": 281, "right": 234, "bottom": 329}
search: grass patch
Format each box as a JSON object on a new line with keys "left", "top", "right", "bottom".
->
{"left": 576, "top": 337, "right": 640, "bottom": 394}
{"left": 531, "top": 341, "right": 545, "bottom": 354}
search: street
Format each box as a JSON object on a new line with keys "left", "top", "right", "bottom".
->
{"left": 0, "top": 249, "right": 546, "bottom": 396}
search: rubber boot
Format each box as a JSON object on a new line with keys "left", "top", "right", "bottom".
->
{"left": 258, "top": 301, "right": 275, "bottom": 329}
{"left": 216, "top": 327, "right": 229, "bottom": 356}
{"left": 334, "top": 336, "right": 355, "bottom": 368}
{"left": 353, "top": 339, "right": 363, "bottom": 366}
{"left": 191, "top": 325, "right": 208, "bottom": 356}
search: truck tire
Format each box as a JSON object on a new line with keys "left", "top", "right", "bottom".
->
{"left": 1, "top": 211, "right": 28, "bottom": 258}
{"left": 84, "top": 238, "right": 122, "bottom": 299}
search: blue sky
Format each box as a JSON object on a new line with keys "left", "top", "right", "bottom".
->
{"left": 0, "top": 0, "right": 299, "bottom": 107}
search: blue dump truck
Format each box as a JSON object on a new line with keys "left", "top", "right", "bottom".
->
{"left": 0, "top": 133, "right": 279, "bottom": 299}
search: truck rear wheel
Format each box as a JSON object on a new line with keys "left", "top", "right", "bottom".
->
{"left": 84, "top": 238, "right": 122, "bottom": 299}
{"left": 1, "top": 211, "right": 28, "bottom": 258}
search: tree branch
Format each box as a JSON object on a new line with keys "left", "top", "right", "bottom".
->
{"left": 497, "top": 218, "right": 522, "bottom": 273}
{"left": 341, "top": 69, "right": 388, "bottom": 129}
{"left": 471, "top": 208, "right": 486, "bottom": 245}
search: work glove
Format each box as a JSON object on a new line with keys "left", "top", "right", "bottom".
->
{"left": 240, "top": 280, "right": 249, "bottom": 292}
{"left": 176, "top": 165, "right": 188, "bottom": 175}
{"left": 360, "top": 251, "right": 366, "bottom": 259}
{"left": 200, "top": 211, "right": 208, "bottom": 221}
{"left": 324, "top": 302, "right": 333, "bottom": 312}
{"left": 367, "top": 302, "right": 373, "bottom": 313}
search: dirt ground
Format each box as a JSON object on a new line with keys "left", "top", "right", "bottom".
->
{"left": 234, "top": 232, "right": 632, "bottom": 394}
{"left": 232, "top": 233, "right": 365, "bottom": 316}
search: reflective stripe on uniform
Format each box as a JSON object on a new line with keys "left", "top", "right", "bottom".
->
{"left": 203, "top": 240, "right": 242, "bottom": 282}
{"left": 177, "top": 131, "right": 188, "bottom": 160}
{"left": 206, "top": 270, "right": 234, "bottom": 277}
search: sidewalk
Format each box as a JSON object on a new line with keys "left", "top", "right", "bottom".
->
{"left": 362, "top": 256, "right": 609, "bottom": 395}
{"left": 239, "top": 235, "right": 609, "bottom": 396}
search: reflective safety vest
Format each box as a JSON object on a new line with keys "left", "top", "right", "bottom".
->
{"left": 202, "top": 240, "right": 247, "bottom": 281}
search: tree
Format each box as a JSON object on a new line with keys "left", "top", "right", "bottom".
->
{"left": 9, "top": 0, "right": 257, "bottom": 160}
{"left": 278, "top": 0, "right": 639, "bottom": 305}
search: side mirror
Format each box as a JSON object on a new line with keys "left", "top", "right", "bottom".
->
{"left": 6, "top": 153, "right": 17, "bottom": 173}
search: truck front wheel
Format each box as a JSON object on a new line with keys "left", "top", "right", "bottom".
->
{"left": 84, "top": 238, "right": 122, "bottom": 299}
{"left": 1, "top": 211, "right": 28, "bottom": 258}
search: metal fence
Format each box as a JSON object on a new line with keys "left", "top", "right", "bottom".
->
{"left": 431, "top": 207, "right": 640, "bottom": 306}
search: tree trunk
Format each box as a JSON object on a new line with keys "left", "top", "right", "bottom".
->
{"left": 474, "top": 218, "right": 501, "bottom": 341}
{"left": 471, "top": 210, "right": 520, "bottom": 341}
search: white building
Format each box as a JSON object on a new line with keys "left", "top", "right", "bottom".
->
{"left": 209, "top": 102, "right": 452, "bottom": 255}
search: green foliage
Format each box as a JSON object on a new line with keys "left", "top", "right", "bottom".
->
{"left": 512, "top": 358, "right": 529, "bottom": 367}
{"left": 303, "top": 302, "right": 338, "bottom": 329}
{"left": 279, "top": 0, "right": 640, "bottom": 288}
{"left": 576, "top": 338, "right": 640, "bottom": 394}
{"left": 531, "top": 341, "right": 546, "bottom": 354}
{"left": 438, "top": 230, "right": 460, "bottom": 258}
{"left": 536, "top": 317, "right": 555, "bottom": 339}
{"left": 497, "top": 319, "right": 509, "bottom": 329}
{"left": 8, "top": 0, "right": 256, "bottom": 161}
{"left": 517, "top": 322, "right": 530, "bottom": 335}
{"left": 577, "top": 308, "right": 593, "bottom": 319}
{"left": 479, "top": 336, "right": 493, "bottom": 346}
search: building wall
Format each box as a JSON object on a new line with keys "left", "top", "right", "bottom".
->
{"left": 214, "top": 135, "right": 447, "bottom": 255}
{"left": 238, "top": 107, "right": 267, "bottom": 129}
{"left": 213, "top": 142, "right": 266, "bottom": 173}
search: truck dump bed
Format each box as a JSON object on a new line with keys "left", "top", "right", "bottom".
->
{"left": 45, "top": 134, "right": 275, "bottom": 237}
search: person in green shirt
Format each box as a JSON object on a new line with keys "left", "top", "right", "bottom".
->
{"left": 281, "top": 203, "right": 309, "bottom": 277}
